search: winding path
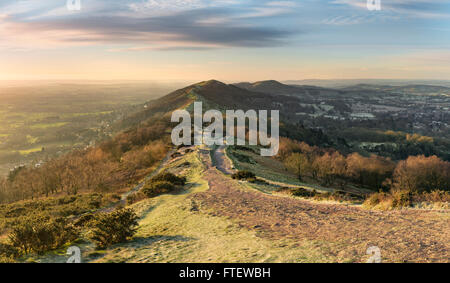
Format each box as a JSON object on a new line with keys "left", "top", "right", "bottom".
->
{"left": 95, "top": 149, "right": 175, "bottom": 214}
{"left": 213, "top": 145, "right": 234, "bottom": 175}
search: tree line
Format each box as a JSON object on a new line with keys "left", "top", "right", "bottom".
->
{"left": 279, "top": 137, "right": 449, "bottom": 192}
{"left": 0, "top": 119, "right": 171, "bottom": 204}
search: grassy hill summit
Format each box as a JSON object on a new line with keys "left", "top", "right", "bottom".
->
{"left": 234, "top": 80, "right": 308, "bottom": 96}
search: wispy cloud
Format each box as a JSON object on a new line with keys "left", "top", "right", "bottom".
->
{"left": 332, "top": 0, "right": 450, "bottom": 19}
{"left": 322, "top": 14, "right": 376, "bottom": 25}
{"left": 0, "top": 4, "right": 296, "bottom": 51}
{"left": 127, "top": 0, "right": 235, "bottom": 15}
{"left": 0, "top": 0, "right": 448, "bottom": 53}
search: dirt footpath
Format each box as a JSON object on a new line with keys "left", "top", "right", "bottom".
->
{"left": 193, "top": 152, "right": 449, "bottom": 263}
{"left": 213, "top": 145, "right": 234, "bottom": 175}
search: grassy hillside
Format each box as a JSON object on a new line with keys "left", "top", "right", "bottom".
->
{"left": 78, "top": 149, "right": 337, "bottom": 263}
{"left": 0, "top": 80, "right": 448, "bottom": 263}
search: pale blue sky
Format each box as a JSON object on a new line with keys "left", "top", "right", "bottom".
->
{"left": 0, "top": 0, "right": 449, "bottom": 81}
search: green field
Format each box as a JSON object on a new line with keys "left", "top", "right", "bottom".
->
{"left": 0, "top": 82, "right": 181, "bottom": 176}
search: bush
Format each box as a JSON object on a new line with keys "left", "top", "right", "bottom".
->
{"left": 231, "top": 170, "right": 256, "bottom": 180}
{"left": 364, "top": 191, "right": 389, "bottom": 207}
{"left": 73, "top": 213, "right": 95, "bottom": 228}
{"left": 140, "top": 172, "right": 186, "bottom": 198}
{"left": 0, "top": 243, "right": 19, "bottom": 262}
{"left": 412, "top": 190, "right": 450, "bottom": 203}
{"left": 232, "top": 152, "right": 255, "bottom": 164}
{"left": 363, "top": 190, "right": 412, "bottom": 209}
{"left": 316, "top": 191, "right": 363, "bottom": 202}
{"left": 274, "top": 187, "right": 292, "bottom": 194}
{"left": 88, "top": 208, "right": 138, "bottom": 249}
{"left": 150, "top": 172, "right": 186, "bottom": 186}
{"left": 8, "top": 217, "right": 78, "bottom": 255}
{"left": 289, "top": 188, "right": 363, "bottom": 203}
{"left": 391, "top": 190, "right": 412, "bottom": 208}
{"left": 126, "top": 191, "right": 147, "bottom": 205}
{"left": 292, "top": 188, "right": 316, "bottom": 197}
{"left": 142, "top": 181, "right": 177, "bottom": 198}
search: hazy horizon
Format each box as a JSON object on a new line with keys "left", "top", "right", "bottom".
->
{"left": 1, "top": 78, "right": 450, "bottom": 89}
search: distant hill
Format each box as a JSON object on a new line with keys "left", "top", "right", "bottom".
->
{"left": 233, "top": 80, "right": 342, "bottom": 98}
{"left": 194, "top": 80, "right": 293, "bottom": 110}
{"left": 128, "top": 79, "right": 302, "bottom": 114}
{"left": 284, "top": 79, "right": 450, "bottom": 88}
{"left": 155, "top": 79, "right": 321, "bottom": 118}
{"left": 234, "top": 80, "right": 307, "bottom": 96}
{"left": 116, "top": 79, "right": 332, "bottom": 147}
{"left": 340, "top": 84, "right": 450, "bottom": 97}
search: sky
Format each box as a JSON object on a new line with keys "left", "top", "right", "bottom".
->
{"left": 0, "top": 0, "right": 449, "bottom": 82}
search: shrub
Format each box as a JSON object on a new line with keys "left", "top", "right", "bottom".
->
{"left": 8, "top": 217, "right": 78, "bottom": 255}
{"left": 73, "top": 213, "right": 95, "bottom": 228}
{"left": 231, "top": 170, "right": 256, "bottom": 180}
{"left": 57, "top": 196, "right": 77, "bottom": 205}
{"left": 88, "top": 208, "right": 138, "bottom": 249}
{"left": 121, "top": 141, "right": 167, "bottom": 170}
{"left": 150, "top": 172, "right": 186, "bottom": 186}
{"left": 178, "top": 161, "right": 191, "bottom": 168}
{"left": 364, "top": 191, "right": 389, "bottom": 207}
{"left": 275, "top": 187, "right": 292, "bottom": 194}
{"left": 292, "top": 188, "right": 316, "bottom": 197}
{"left": 126, "top": 191, "right": 147, "bottom": 205}
{"left": 142, "top": 181, "right": 177, "bottom": 198}
{"left": 289, "top": 188, "right": 363, "bottom": 203}
{"left": 391, "top": 190, "right": 412, "bottom": 208}
{"left": 140, "top": 172, "right": 186, "bottom": 198}
{"left": 318, "top": 191, "right": 364, "bottom": 202}
{"left": 412, "top": 190, "right": 450, "bottom": 203}
{"left": 127, "top": 191, "right": 147, "bottom": 205}
{"left": 363, "top": 190, "right": 412, "bottom": 209}
{"left": 232, "top": 152, "right": 255, "bottom": 164}
{"left": 0, "top": 243, "right": 19, "bottom": 262}
{"left": 365, "top": 189, "right": 450, "bottom": 210}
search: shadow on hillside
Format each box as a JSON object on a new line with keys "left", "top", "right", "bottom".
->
{"left": 132, "top": 235, "right": 193, "bottom": 246}
{"left": 85, "top": 235, "right": 194, "bottom": 262}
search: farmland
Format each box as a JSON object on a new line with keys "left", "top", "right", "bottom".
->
{"left": 0, "top": 82, "right": 181, "bottom": 175}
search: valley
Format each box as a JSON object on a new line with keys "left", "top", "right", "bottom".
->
{"left": 236, "top": 81, "right": 450, "bottom": 160}
{"left": 0, "top": 82, "right": 184, "bottom": 176}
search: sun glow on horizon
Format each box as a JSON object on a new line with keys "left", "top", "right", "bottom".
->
{"left": 0, "top": 0, "right": 449, "bottom": 81}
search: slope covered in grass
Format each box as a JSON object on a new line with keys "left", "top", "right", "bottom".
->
{"left": 94, "top": 149, "right": 334, "bottom": 263}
